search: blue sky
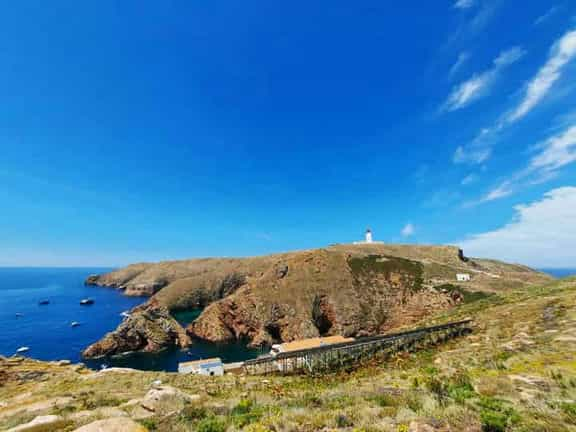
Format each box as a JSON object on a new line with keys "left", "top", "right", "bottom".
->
{"left": 1, "top": 1, "right": 575, "bottom": 267}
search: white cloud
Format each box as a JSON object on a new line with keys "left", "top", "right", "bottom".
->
{"left": 480, "top": 180, "right": 514, "bottom": 202}
{"left": 458, "top": 187, "right": 576, "bottom": 267}
{"left": 454, "top": 0, "right": 475, "bottom": 10}
{"left": 461, "top": 173, "right": 479, "bottom": 185}
{"left": 534, "top": 6, "right": 559, "bottom": 26}
{"left": 453, "top": 127, "right": 495, "bottom": 164}
{"left": 474, "top": 123, "right": 576, "bottom": 203}
{"left": 507, "top": 29, "right": 576, "bottom": 123}
{"left": 444, "top": 47, "right": 525, "bottom": 112}
{"left": 401, "top": 223, "right": 415, "bottom": 237}
{"left": 454, "top": 29, "right": 576, "bottom": 166}
{"left": 449, "top": 52, "right": 471, "bottom": 78}
{"left": 529, "top": 125, "right": 576, "bottom": 172}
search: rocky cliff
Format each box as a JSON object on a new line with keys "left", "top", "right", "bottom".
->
{"left": 83, "top": 244, "right": 552, "bottom": 357}
{"left": 82, "top": 301, "right": 190, "bottom": 358}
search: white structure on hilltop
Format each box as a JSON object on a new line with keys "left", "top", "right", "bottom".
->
{"left": 456, "top": 273, "right": 471, "bottom": 282}
{"left": 354, "top": 228, "right": 384, "bottom": 245}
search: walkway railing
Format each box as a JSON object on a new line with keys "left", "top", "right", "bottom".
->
{"left": 243, "top": 319, "right": 472, "bottom": 375}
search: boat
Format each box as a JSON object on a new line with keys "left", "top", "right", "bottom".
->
{"left": 15, "top": 313, "right": 23, "bottom": 318}
{"left": 120, "top": 311, "right": 130, "bottom": 318}
{"left": 16, "top": 346, "right": 30, "bottom": 354}
{"left": 70, "top": 321, "right": 81, "bottom": 327}
{"left": 80, "top": 298, "right": 94, "bottom": 305}
{"left": 38, "top": 300, "right": 50, "bottom": 305}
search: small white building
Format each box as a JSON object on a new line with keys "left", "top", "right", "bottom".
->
{"left": 456, "top": 273, "right": 471, "bottom": 282}
{"left": 353, "top": 228, "right": 384, "bottom": 245}
{"left": 178, "top": 357, "right": 224, "bottom": 376}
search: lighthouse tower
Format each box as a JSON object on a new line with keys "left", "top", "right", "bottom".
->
{"left": 353, "top": 228, "right": 383, "bottom": 245}
{"left": 365, "top": 228, "right": 373, "bottom": 243}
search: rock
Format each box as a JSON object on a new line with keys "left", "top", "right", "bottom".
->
{"left": 7, "top": 415, "right": 66, "bottom": 432}
{"left": 82, "top": 302, "right": 190, "bottom": 358}
{"left": 140, "top": 385, "right": 201, "bottom": 416}
{"left": 72, "top": 418, "right": 148, "bottom": 432}
{"left": 84, "top": 275, "right": 100, "bottom": 286}
{"left": 554, "top": 335, "right": 576, "bottom": 343}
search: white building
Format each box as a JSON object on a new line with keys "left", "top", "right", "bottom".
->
{"left": 353, "top": 228, "right": 384, "bottom": 245}
{"left": 178, "top": 357, "right": 224, "bottom": 376}
{"left": 456, "top": 273, "right": 471, "bottom": 282}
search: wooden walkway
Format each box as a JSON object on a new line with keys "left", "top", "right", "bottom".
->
{"left": 243, "top": 319, "right": 472, "bottom": 375}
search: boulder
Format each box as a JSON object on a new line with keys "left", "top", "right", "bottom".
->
{"left": 140, "top": 385, "right": 201, "bottom": 416}
{"left": 72, "top": 418, "right": 147, "bottom": 432}
{"left": 7, "top": 415, "right": 66, "bottom": 432}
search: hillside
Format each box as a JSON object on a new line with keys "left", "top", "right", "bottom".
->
{"left": 83, "top": 244, "right": 550, "bottom": 358}
{"left": 2, "top": 277, "right": 575, "bottom": 431}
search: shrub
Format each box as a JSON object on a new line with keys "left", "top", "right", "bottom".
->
{"left": 372, "top": 393, "right": 400, "bottom": 408}
{"left": 560, "top": 402, "right": 576, "bottom": 425}
{"left": 448, "top": 372, "right": 476, "bottom": 404}
{"left": 335, "top": 413, "right": 354, "bottom": 427}
{"left": 139, "top": 418, "right": 158, "bottom": 431}
{"left": 477, "top": 397, "right": 520, "bottom": 432}
{"left": 230, "top": 399, "right": 265, "bottom": 428}
{"left": 196, "top": 416, "right": 227, "bottom": 432}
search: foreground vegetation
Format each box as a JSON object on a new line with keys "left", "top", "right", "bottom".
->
{"left": 1, "top": 277, "right": 575, "bottom": 431}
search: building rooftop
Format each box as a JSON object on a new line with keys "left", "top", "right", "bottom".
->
{"left": 179, "top": 357, "right": 222, "bottom": 368}
{"left": 279, "top": 335, "right": 354, "bottom": 352}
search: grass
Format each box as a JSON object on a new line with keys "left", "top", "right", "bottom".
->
{"left": 348, "top": 255, "right": 424, "bottom": 292}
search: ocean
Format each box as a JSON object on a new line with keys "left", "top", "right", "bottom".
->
{"left": 0, "top": 267, "right": 259, "bottom": 371}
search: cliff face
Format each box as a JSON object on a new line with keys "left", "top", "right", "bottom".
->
{"left": 84, "top": 244, "right": 552, "bottom": 356}
{"left": 188, "top": 250, "right": 461, "bottom": 347}
{"left": 82, "top": 302, "right": 190, "bottom": 358}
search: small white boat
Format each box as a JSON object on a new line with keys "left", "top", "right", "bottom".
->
{"left": 70, "top": 321, "right": 81, "bottom": 327}
{"left": 120, "top": 311, "right": 130, "bottom": 318}
{"left": 16, "top": 346, "right": 30, "bottom": 354}
{"left": 80, "top": 298, "right": 94, "bottom": 305}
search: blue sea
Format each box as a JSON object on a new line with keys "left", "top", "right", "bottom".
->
{"left": 0, "top": 268, "right": 260, "bottom": 371}
{"left": 541, "top": 268, "right": 576, "bottom": 278}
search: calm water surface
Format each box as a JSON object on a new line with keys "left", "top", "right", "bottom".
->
{"left": 0, "top": 268, "right": 259, "bottom": 371}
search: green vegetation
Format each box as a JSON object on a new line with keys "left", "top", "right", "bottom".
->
{"left": 348, "top": 255, "right": 424, "bottom": 292}
{"left": 434, "top": 283, "right": 495, "bottom": 303}
{"left": 195, "top": 416, "right": 227, "bottom": 432}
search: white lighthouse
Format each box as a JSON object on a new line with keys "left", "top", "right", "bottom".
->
{"left": 354, "top": 228, "right": 384, "bottom": 245}
{"left": 365, "top": 228, "right": 373, "bottom": 243}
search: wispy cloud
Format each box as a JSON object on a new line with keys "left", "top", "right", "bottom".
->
{"left": 444, "top": 0, "right": 502, "bottom": 49}
{"left": 401, "top": 223, "right": 415, "bottom": 237}
{"left": 461, "top": 173, "right": 479, "bottom": 185}
{"left": 458, "top": 187, "right": 576, "bottom": 267}
{"left": 506, "top": 29, "right": 576, "bottom": 123}
{"left": 449, "top": 52, "right": 471, "bottom": 78}
{"left": 478, "top": 123, "right": 576, "bottom": 203}
{"left": 454, "top": 0, "right": 475, "bottom": 10}
{"left": 443, "top": 47, "right": 525, "bottom": 112}
{"left": 453, "top": 127, "right": 495, "bottom": 164}
{"left": 534, "top": 6, "right": 559, "bottom": 26}
{"left": 454, "top": 28, "right": 576, "bottom": 166}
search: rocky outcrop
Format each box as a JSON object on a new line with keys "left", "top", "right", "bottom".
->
{"left": 84, "top": 244, "right": 552, "bottom": 355}
{"left": 82, "top": 302, "right": 190, "bottom": 358}
{"left": 72, "top": 418, "right": 147, "bottom": 432}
